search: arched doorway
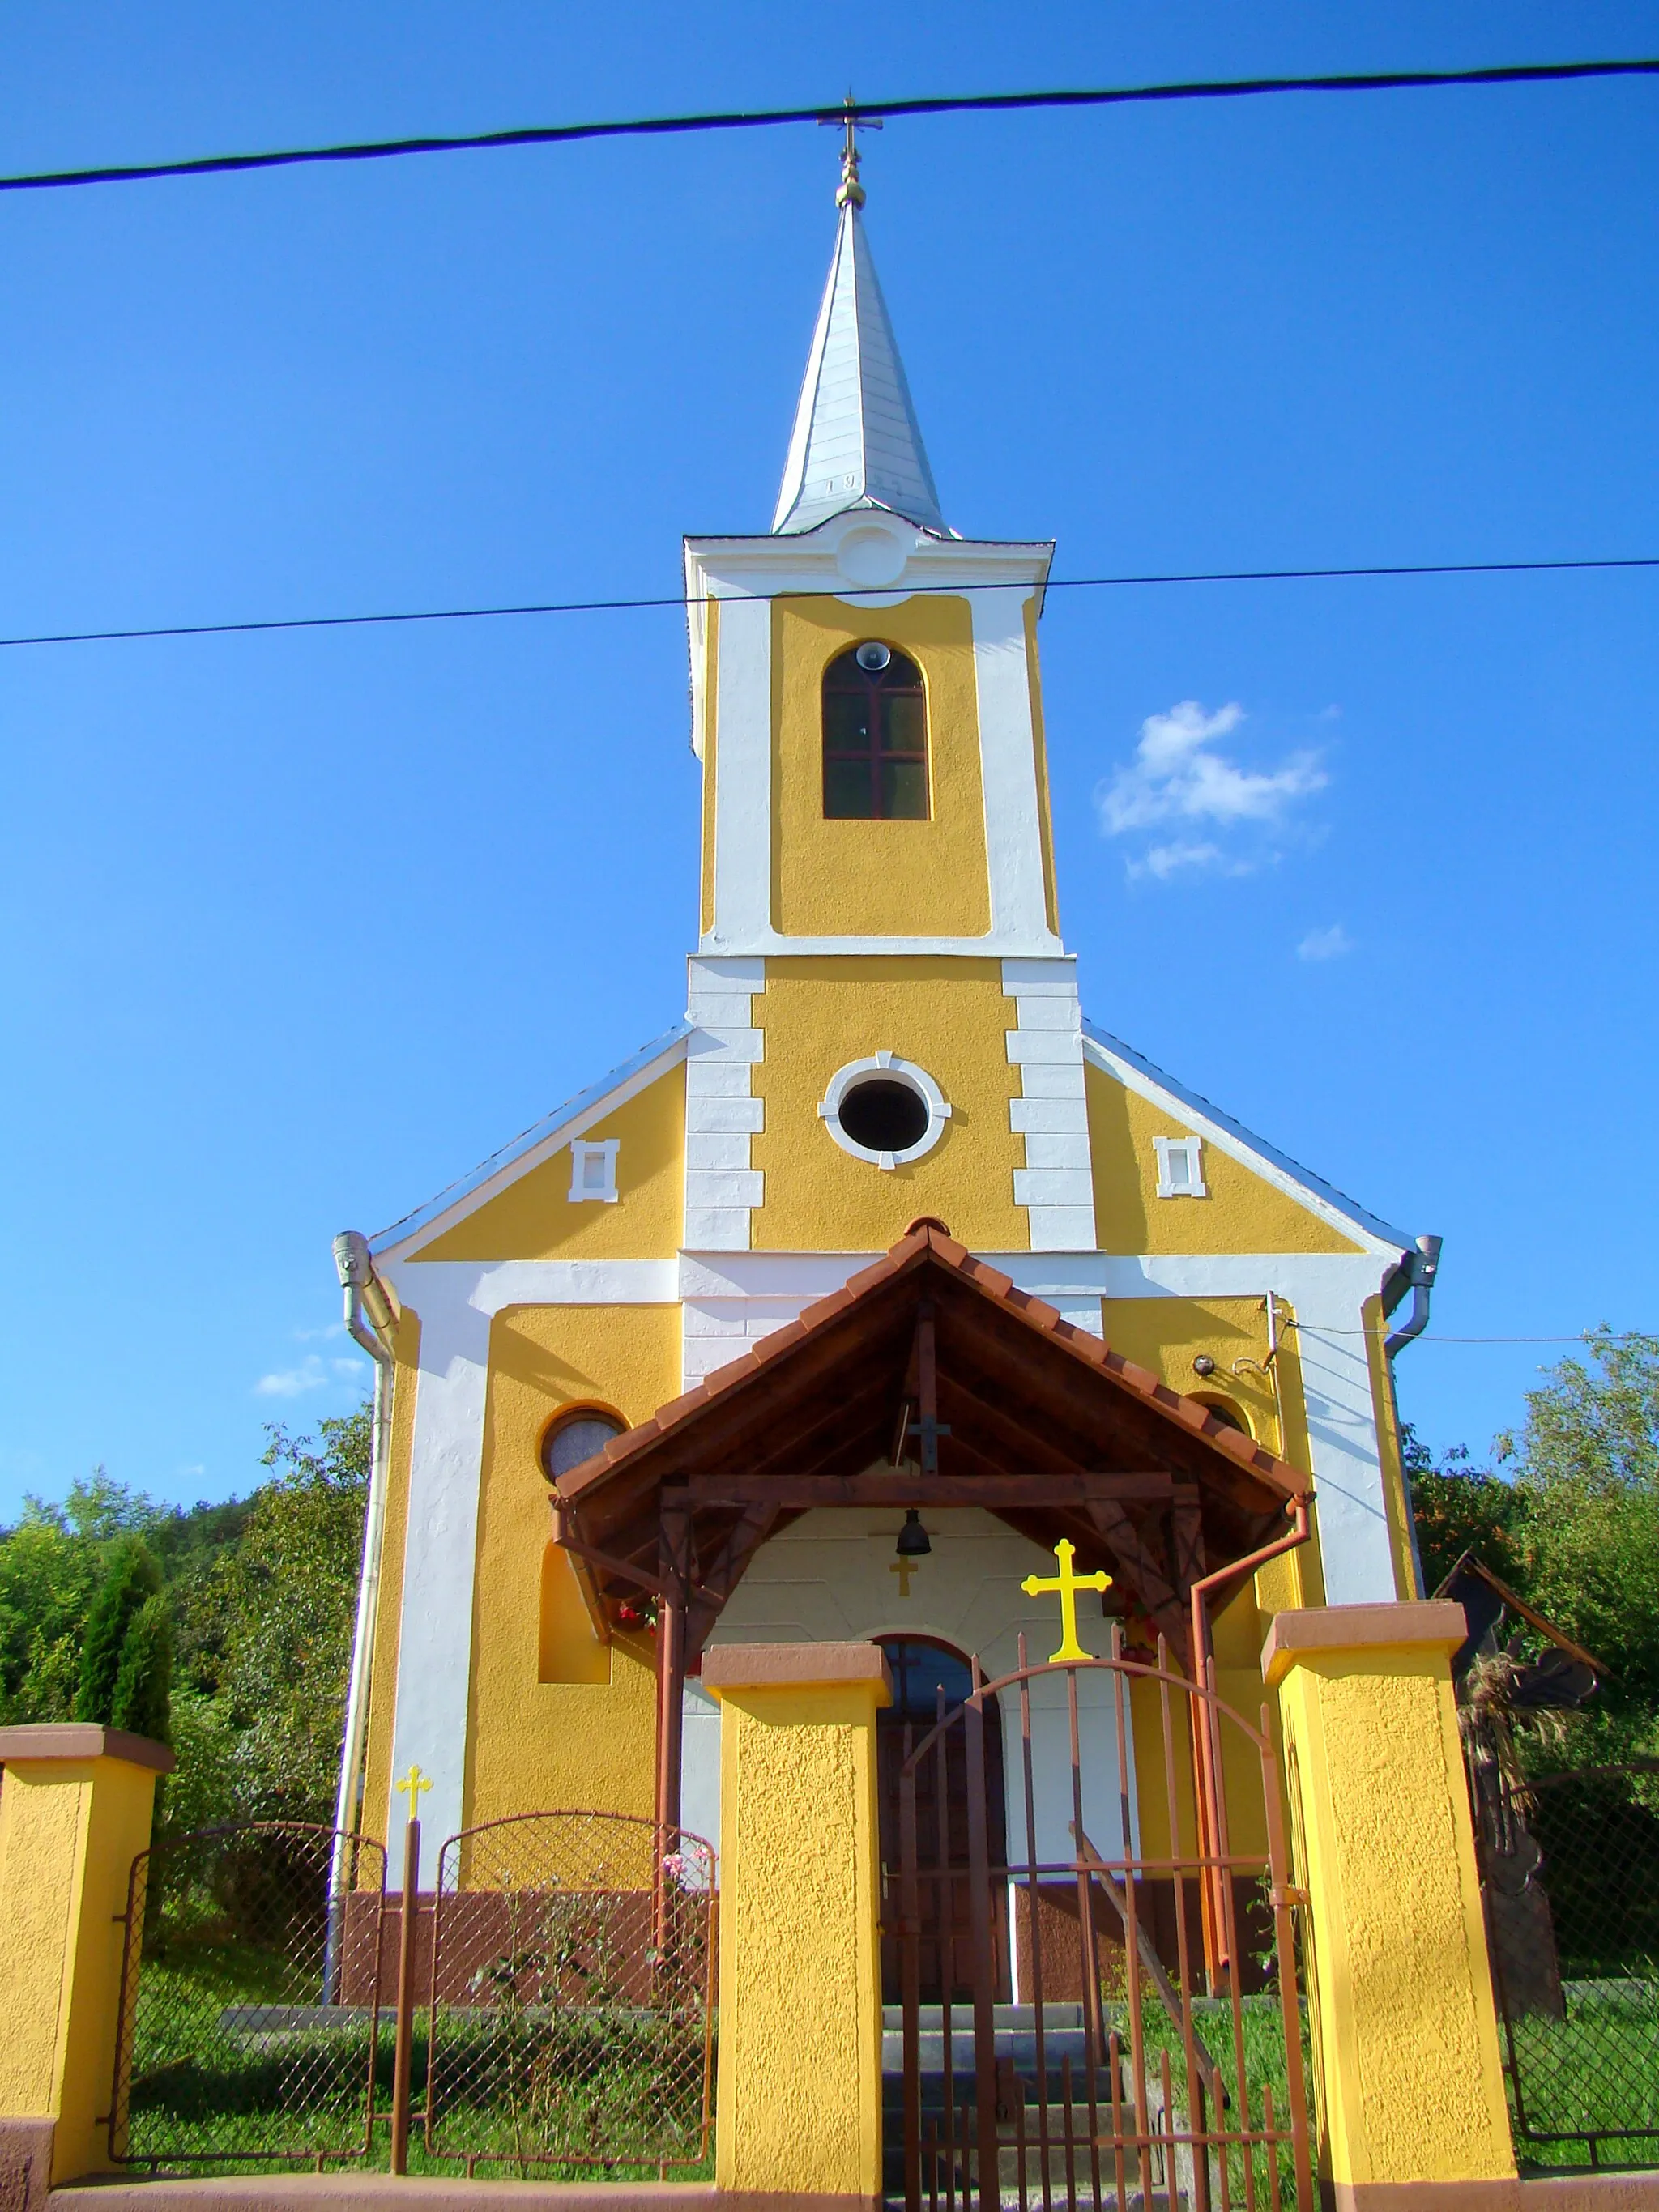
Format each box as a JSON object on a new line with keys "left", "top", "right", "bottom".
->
{"left": 875, "top": 1636, "right": 1009, "bottom": 2002}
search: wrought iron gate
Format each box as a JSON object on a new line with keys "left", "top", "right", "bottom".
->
{"left": 420, "top": 1809, "right": 717, "bottom": 2176}
{"left": 892, "top": 1639, "right": 1314, "bottom": 2212}
{"left": 108, "top": 1821, "right": 389, "bottom": 2170}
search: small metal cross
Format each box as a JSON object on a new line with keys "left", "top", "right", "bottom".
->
{"left": 889, "top": 1555, "right": 918, "bottom": 1599}
{"left": 395, "top": 1763, "right": 432, "bottom": 1809}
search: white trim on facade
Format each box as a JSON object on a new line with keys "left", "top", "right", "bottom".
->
{"left": 568, "top": 1138, "right": 621, "bottom": 1204}
{"left": 972, "top": 595, "right": 1064, "bottom": 955}
{"left": 683, "top": 957, "right": 766, "bottom": 1256}
{"left": 1004, "top": 958, "right": 1098, "bottom": 1257}
{"left": 1154, "top": 1134, "right": 1207, "bottom": 1200}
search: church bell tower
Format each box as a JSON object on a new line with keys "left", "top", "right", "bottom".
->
{"left": 678, "top": 137, "right": 1096, "bottom": 1283}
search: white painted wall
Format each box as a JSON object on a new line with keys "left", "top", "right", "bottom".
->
{"left": 684, "top": 1507, "right": 1137, "bottom": 1886}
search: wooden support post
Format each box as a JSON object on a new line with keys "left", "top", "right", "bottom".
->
{"left": 655, "top": 1481, "right": 692, "bottom": 1843}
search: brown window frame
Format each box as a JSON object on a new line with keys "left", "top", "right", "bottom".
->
{"left": 821, "top": 642, "right": 930, "bottom": 820}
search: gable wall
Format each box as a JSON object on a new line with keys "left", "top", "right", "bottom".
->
{"left": 1085, "top": 1061, "right": 1363, "bottom": 1256}
{"left": 414, "top": 1062, "right": 685, "bottom": 1263}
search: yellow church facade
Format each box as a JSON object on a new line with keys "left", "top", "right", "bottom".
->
{"left": 334, "top": 157, "right": 1437, "bottom": 1903}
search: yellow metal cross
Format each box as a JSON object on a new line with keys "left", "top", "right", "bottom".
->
{"left": 395, "top": 1764, "right": 432, "bottom": 1809}
{"left": 1021, "top": 1539, "right": 1112, "bottom": 1664}
{"left": 889, "top": 1556, "right": 918, "bottom": 1599}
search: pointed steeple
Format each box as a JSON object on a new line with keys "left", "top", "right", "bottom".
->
{"left": 771, "top": 132, "right": 948, "bottom": 538}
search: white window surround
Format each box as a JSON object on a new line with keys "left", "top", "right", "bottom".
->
{"left": 1154, "top": 1135, "right": 1207, "bottom": 1200}
{"left": 569, "top": 1138, "right": 621, "bottom": 1204}
{"left": 817, "top": 1051, "right": 951, "bottom": 1171}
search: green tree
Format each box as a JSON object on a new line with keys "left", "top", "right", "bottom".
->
{"left": 203, "top": 1410, "right": 370, "bottom": 1823}
{"left": 111, "top": 1590, "right": 173, "bottom": 1744}
{"left": 74, "top": 1535, "right": 164, "bottom": 1727}
{"left": 1406, "top": 1330, "right": 1659, "bottom": 1769}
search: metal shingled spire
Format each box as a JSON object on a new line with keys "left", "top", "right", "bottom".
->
{"left": 770, "top": 124, "right": 948, "bottom": 538}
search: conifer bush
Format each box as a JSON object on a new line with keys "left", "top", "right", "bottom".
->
{"left": 74, "top": 1533, "right": 166, "bottom": 1733}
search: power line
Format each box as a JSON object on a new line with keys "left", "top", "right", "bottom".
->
{"left": 2, "top": 59, "right": 1655, "bottom": 195}
{"left": 2, "top": 552, "right": 1653, "bottom": 653}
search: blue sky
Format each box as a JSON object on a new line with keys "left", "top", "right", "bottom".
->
{"left": 2, "top": 2, "right": 1656, "bottom": 1516}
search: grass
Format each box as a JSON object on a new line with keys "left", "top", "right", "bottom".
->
{"left": 117, "top": 1948, "right": 714, "bottom": 2182}
{"left": 1504, "top": 1980, "right": 1659, "bottom": 2174}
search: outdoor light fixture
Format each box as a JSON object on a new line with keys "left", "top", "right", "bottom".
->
{"left": 896, "top": 1509, "right": 932, "bottom": 1558}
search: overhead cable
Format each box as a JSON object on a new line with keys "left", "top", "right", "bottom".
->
{"left": 2, "top": 58, "right": 1655, "bottom": 195}
{"left": 1, "top": 552, "right": 1654, "bottom": 653}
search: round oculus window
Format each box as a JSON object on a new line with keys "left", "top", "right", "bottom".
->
{"left": 837, "top": 1077, "right": 929, "bottom": 1154}
{"left": 817, "top": 1052, "right": 951, "bottom": 1168}
{"left": 541, "top": 1412, "right": 625, "bottom": 1482}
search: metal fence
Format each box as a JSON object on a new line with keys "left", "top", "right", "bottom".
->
{"left": 109, "top": 1822, "right": 389, "bottom": 2171}
{"left": 1481, "top": 1763, "right": 1659, "bottom": 2171}
{"left": 420, "top": 1810, "right": 717, "bottom": 2178}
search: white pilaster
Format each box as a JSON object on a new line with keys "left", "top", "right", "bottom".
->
{"left": 973, "top": 594, "right": 1064, "bottom": 955}
{"left": 706, "top": 598, "right": 772, "bottom": 951}
{"left": 1003, "top": 957, "right": 1098, "bottom": 1263}
{"left": 384, "top": 1281, "right": 491, "bottom": 1856}
{"left": 683, "top": 957, "right": 766, "bottom": 1285}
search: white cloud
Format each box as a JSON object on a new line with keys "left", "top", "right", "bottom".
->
{"left": 1298, "top": 923, "right": 1354, "bottom": 961}
{"left": 1098, "top": 700, "right": 1327, "bottom": 879}
{"left": 255, "top": 1357, "right": 329, "bottom": 1398}
{"left": 294, "top": 1320, "right": 348, "bottom": 1345}
{"left": 1132, "top": 840, "right": 1226, "bottom": 881}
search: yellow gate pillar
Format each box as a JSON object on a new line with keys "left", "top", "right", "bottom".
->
{"left": 0, "top": 1724, "right": 174, "bottom": 2189}
{"left": 703, "top": 1642, "right": 889, "bottom": 2210}
{"left": 1263, "top": 1603, "right": 1515, "bottom": 2209}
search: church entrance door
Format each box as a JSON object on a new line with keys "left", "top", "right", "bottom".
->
{"left": 876, "top": 1636, "right": 1009, "bottom": 2005}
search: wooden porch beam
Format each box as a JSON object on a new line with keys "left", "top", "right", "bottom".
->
{"left": 687, "top": 1473, "right": 1180, "bottom": 1508}
{"left": 1083, "top": 1497, "right": 1189, "bottom": 1653}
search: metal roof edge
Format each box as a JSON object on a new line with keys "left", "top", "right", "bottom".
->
{"left": 1080, "top": 1018, "right": 1415, "bottom": 1259}
{"left": 369, "top": 1022, "right": 693, "bottom": 1259}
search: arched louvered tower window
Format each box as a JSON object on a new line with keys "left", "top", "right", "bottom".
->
{"left": 821, "top": 641, "right": 929, "bottom": 820}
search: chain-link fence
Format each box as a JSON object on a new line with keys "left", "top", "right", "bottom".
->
{"left": 109, "top": 1822, "right": 389, "bottom": 2171}
{"left": 1483, "top": 1765, "right": 1659, "bottom": 2170}
{"left": 420, "top": 1810, "right": 716, "bottom": 2178}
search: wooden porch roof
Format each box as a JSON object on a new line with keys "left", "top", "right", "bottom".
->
{"left": 552, "top": 1222, "right": 1310, "bottom": 1655}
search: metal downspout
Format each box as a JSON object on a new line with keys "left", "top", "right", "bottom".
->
{"left": 325, "top": 1229, "right": 397, "bottom": 2001}
{"left": 1383, "top": 1234, "right": 1443, "bottom": 1596}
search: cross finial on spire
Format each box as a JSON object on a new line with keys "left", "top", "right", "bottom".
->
{"left": 827, "top": 94, "right": 880, "bottom": 210}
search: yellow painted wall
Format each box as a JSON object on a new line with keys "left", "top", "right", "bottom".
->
{"left": 0, "top": 1748, "right": 164, "bottom": 2181}
{"left": 1273, "top": 1622, "right": 1515, "bottom": 2187}
{"left": 1086, "top": 1063, "right": 1363, "bottom": 1256}
{"left": 714, "top": 1673, "right": 885, "bottom": 2199}
{"left": 412, "top": 1063, "right": 684, "bottom": 1263}
{"left": 360, "top": 1303, "right": 422, "bottom": 1854}
{"left": 753, "top": 957, "right": 1026, "bottom": 1251}
{"left": 770, "top": 593, "right": 991, "bottom": 939}
{"left": 463, "top": 1303, "right": 682, "bottom": 1829}
{"left": 1100, "top": 1295, "right": 1284, "bottom": 1456}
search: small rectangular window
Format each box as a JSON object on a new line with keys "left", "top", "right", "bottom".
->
{"left": 568, "top": 1137, "right": 621, "bottom": 1204}
{"left": 1154, "top": 1134, "right": 1208, "bottom": 1200}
